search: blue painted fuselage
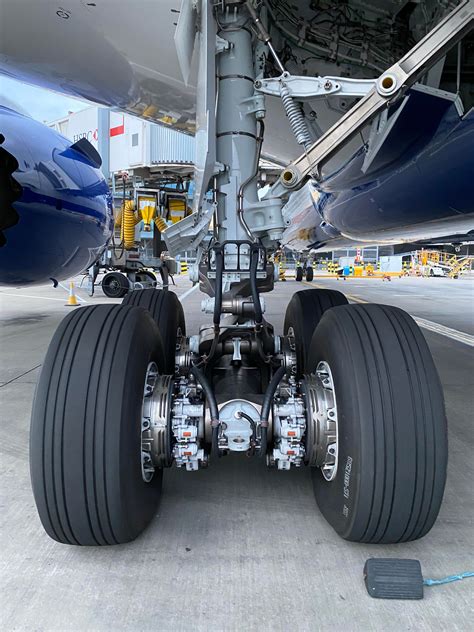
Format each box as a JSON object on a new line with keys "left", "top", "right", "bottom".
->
{"left": 280, "top": 87, "right": 474, "bottom": 252}
{"left": 312, "top": 88, "right": 474, "bottom": 249}
{"left": 0, "top": 106, "right": 113, "bottom": 285}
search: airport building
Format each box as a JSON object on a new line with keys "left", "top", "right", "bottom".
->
{"left": 48, "top": 106, "right": 194, "bottom": 180}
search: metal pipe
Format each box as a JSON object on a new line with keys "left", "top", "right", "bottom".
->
{"left": 237, "top": 119, "right": 265, "bottom": 240}
{"left": 245, "top": 1, "right": 285, "bottom": 73}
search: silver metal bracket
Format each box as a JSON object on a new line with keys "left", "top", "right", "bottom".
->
{"left": 255, "top": 73, "right": 376, "bottom": 100}
{"left": 274, "top": 0, "right": 473, "bottom": 191}
{"left": 216, "top": 34, "right": 230, "bottom": 54}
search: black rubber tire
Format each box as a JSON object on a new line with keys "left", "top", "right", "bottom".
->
{"left": 30, "top": 305, "right": 166, "bottom": 545}
{"left": 305, "top": 267, "right": 314, "bottom": 282}
{"left": 102, "top": 272, "right": 129, "bottom": 298}
{"left": 307, "top": 303, "right": 448, "bottom": 543}
{"left": 295, "top": 266, "right": 304, "bottom": 282}
{"left": 284, "top": 289, "right": 348, "bottom": 375}
{"left": 122, "top": 289, "right": 185, "bottom": 373}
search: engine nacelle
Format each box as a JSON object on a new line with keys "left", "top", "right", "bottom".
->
{"left": 0, "top": 105, "right": 113, "bottom": 285}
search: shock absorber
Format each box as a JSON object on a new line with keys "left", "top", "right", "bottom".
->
{"left": 280, "top": 82, "right": 312, "bottom": 148}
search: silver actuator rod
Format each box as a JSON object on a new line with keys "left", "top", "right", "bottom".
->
{"left": 278, "top": 0, "right": 474, "bottom": 189}
{"left": 245, "top": 1, "right": 285, "bottom": 74}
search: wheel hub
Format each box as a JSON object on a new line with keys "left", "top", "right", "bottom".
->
{"left": 141, "top": 362, "right": 173, "bottom": 482}
{"left": 303, "top": 361, "right": 339, "bottom": 481}
{"left": 141, "top": 362, "right": 207, "bottom": 479}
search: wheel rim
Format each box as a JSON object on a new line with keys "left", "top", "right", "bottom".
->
{"left": 141, "top": 362, "right": 174, "bottom": 482}
{"left": 304, "top": 360, "right": 339, "bottom": 481}
{"left": 104, "top": 277, "right": 122, "bottom": 295}
{"left": 141, "top": 362, "right": 159, "bottom": 482}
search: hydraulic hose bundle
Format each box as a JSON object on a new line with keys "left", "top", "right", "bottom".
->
{"left": 250, "top": 245, "right": 263, "bottom": 327}
{"left": 190, "top": 245, "right": 225, "bottom": 459}
{"left": 191, "top": 365, "right": 220, "bottom": 459}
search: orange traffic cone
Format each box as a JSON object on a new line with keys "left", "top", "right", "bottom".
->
{"left": 65, "top": 281, "right": 79, "bottom": 306}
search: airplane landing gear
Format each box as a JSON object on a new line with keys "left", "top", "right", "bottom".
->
{"left": 30, "top": 0, "right": 448, "bottom": 547}
{"left": 30, "top": 249, "right": 448, "bottom": 546}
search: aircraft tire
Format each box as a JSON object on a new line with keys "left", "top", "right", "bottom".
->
{"left": 307, "top": 303, "right": 447, "bottom": 543}
{"left": 295, "top": 266, "right": 304, "bottom": 282}
{"left": 305, "top": 267, "right": 314, "bottom": 282}
{"left": 102, "top": 271, "right": 129, "bottom": 298}
{"left": 122, "top": 289, "right": 185, "bottom": 373}
{"left": 284, "top": 289, "right": 348, "bottom": 376}
{"left": 30, "top": 305, "right": 165, "bottom": 545}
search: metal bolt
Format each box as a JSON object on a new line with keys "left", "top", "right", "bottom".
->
{"left": 324, "top": 80, "right": 332, "bottom": 91}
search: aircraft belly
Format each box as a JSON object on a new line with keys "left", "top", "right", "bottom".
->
{"left": 282, "top": 92, "right": 474, "bottom": 251}
{"left": 0, "top": 0, "right": 196, "bottom": 129}
{"left": 0, "top": 0, "right": 304, "bottom": 162}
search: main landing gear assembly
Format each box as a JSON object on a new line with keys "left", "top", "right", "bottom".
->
{"left": 30, "top": 243, "right": 447, "bottom": 546}
{"left": 30, "top": 0, "right": 448, "bottom": 546}
{"left": 296, "top": 264, "right": 314, "bottom": 283}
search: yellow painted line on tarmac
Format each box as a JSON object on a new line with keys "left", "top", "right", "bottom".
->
{"left": 301, "top": 281, "right": 474, "bottom": 347}
{"left": 302, "top": 281, "right": 367, "bottom": 303}
{"left": 302, "top": 280, "right": 329, "bottom": 291}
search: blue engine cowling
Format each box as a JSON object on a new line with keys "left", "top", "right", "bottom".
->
{"left": 0, "top": 106, "right": 113, "bottom": 285}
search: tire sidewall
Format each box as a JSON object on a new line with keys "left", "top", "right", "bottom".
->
{"left": 307, "top": 313, "right": 366, "bottom": 540}
{"left": 115, "top": 310, "right": 164, "bottom": 540}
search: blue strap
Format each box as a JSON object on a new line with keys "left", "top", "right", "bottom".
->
{"left": 424, "top": 571, "right": 474, "bottom": 586}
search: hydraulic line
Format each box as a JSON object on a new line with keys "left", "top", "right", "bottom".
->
{"left": 191, "top": 365, "right": 220, "bottom": 459}
{"left": 237, "top": 411, "right": 257, "bottom": 443}
{"left": 245, "top": 1, "right": 285, "bottom": 73}
{"left": 250, "top": 245, "right": 263, "bottom": 326}
{"left": 237, "top": 120, "right": 265, "bottom": 240}
{"left": 260, "top": 365, "right": 285, "bottom": 458}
